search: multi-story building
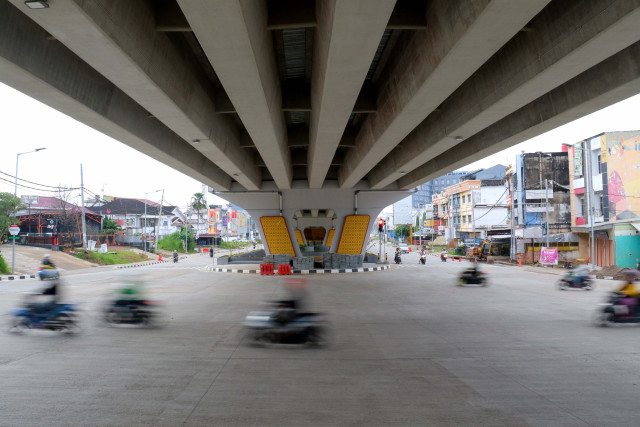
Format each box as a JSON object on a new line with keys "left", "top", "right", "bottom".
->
{"left": 511, "top": 152, "right": 571, "bottom": 232}
{"left": 432, "top": 177, "right": 509, "bottom": 240}
{"left": 568, "top": 131, "right": 640, "bottom": 268}
{"left": 411, "top": 171, "right": 468, "bottom": 209}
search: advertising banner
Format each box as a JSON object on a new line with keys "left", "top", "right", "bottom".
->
{"left": 208, "top": 209, "right": 217, "bottom": 234}
{"left": 573, "top": 142, "right": 583, "bottom": 177}
{"left": 540, "top": 247, "right": 558, "bottom": 265}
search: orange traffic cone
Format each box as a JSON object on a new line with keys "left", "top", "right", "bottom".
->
{"left": 518, "top": 259, "right": 522, "bottom": 266}
{"left": 159, "top": 254, "right": 163, "bottom": 261}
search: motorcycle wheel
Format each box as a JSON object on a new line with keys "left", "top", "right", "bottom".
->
{"left": 58, "top": 313, "right": 80, "bottom": 334}
{"left": 104, "top": 309, "right": 123, "bottom": 325}
{"left": 306, "top": 325, "right": 329, "bottom": 347}
{"left": 557, "top": 281, "right": 568, "bottom": 291}
{"left": 583, "top": 281, "right": 593, "bottom": 291}
{"left": 8, "top": 316, "right": 29, "bottom": 334}
{"left": 594, "top": 311, "right": 615, "bottom": 327}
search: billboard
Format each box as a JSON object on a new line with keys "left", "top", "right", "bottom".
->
{"left": 208, "top": 209, "right": 217, "bottom": 234}
{"left": 602, "top": 134, "right": 640, "bottom": 220}
{"left": 540, "top": 247, "right": 558, "bottom": 265}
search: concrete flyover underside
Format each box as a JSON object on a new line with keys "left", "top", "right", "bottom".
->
{"left": 1, "top": 0, "right": 639, "bottom": 194}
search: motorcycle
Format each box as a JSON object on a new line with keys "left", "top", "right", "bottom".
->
{"left": 594, "top": 291, "right": 640, "bottom": 326}
{"left": 440, "top": 253, "right": 447, "bottom": 262}
{"left": 419, "top": 254, "right": 426, "bottom": 264}
{"left": 103, "top": 299, "right": 166, "bottom": 327}
{"left": 243, "top": 303, "right": 329, "bottom": 346}
{"left": 557, "top": 273, "right": 595, "bottom": 290}
{"left": 38, "top": 265, "right": 60, "bottom": 281}
{"left": 394, "top": 254, "right": 402, "bottom": 264}
{"left": 173, "top": 253, "right": 178, "bottom": 263}
{"left": 457, "top": 268, "right": 488, "bottom": 286}
{"left": 8, "top": 293, "right": 79, "bottom": 333}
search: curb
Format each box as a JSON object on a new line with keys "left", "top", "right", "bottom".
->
{"left": 0, "top": 274, "right": 37, "bottom": 281}
{"left": 206, "top": 265, "right": 390, "bottom": 274}
{"left": 117, "top": 260, "right": 170, "bottom": 269}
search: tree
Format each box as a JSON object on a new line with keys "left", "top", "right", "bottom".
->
{"left": 415, "top": 215, "right": 420, "bottom": 229}
{"left": 0, "top": 192, "right": 24, "bottom": 239}
{"left": 191, "top": 192, "right": 207, "bottom": 236}
{"left": 100, "top": 217, "right": 121, "bottom": 235}
{"left": 395, "top": 225, "right": 410, "bottom": 240}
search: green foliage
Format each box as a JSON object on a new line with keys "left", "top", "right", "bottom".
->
{"left": 75, "top": 249, "right": 148, "bottom": 265}
{"left": 415, "top": 215, "right": 420, "bottom": 229}
{"left": 0, "top": 252, "right": 9, "bottom": 274}
{"left": 191, "top": 193, "right": 207, "bottom": 212}
{"left": 219, "top": 241, "right": 251, "bottom": 249}
{"left": 100, "top": 217, "right": 121, "bottom": 235}
{"left": 158, "top": 230, "right": 196, "bottom": 253}
{"left": 0, "top": 192, "right": 25, "bottom": 239}
{"left": 395, "top": 225, "right": 410, "bottom": 238}
{"left": 422, "top": 212, "right": 427, "bottom": 222}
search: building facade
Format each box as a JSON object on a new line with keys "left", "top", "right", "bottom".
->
{"left": 432, "top": 178, "right": 509, "bottom": 240}
{"left": 568, "top": 131, "right": 640, "bottom": 268}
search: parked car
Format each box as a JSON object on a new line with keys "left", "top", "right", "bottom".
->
{"left": 398, "top": 243, "right": 409, "bottom": 254}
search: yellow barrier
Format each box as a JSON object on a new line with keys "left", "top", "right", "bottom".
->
{"left": 260, "top": 216, "right": 295, "bottom": 256}
{"left": 337, "top": 215, "right": 370, "bottom": 255}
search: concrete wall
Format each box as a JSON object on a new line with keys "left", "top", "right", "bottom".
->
{"left": 615, "top": 224, "right": 640, "bottom": 268}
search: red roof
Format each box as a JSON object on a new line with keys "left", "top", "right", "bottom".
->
{"left": 19, "top": 196, "right": 98, "bottom": 215}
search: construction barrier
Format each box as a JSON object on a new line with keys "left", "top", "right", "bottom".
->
{"left": 260, "top": 264, "right": 275, "bottom": 275}
{"left": 278, "top": 264, "right": 292, "bottom": 275}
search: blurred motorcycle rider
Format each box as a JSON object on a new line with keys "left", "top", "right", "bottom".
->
{"left": 112, "top": 273, "right": 146, "bottom": 307}
{"left": 273, "top": 278, "right": 308, "bottom": 324}
{"left": 570, "top": 264, "right": 590, "bottom": 286}
{"left": 33, "top": 280, "right": 61, "bottom": 314}
{"left": 618, "top": 270, "right": 639, "bottom": 297}
{"left": 42, "top": 254, "right": 56, "bottom": 268}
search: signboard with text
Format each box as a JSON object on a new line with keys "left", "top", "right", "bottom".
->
{"left": 540, "top": 247, "right": 558, "bottom": 265}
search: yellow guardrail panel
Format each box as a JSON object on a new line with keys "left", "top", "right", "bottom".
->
{"left": 325, "top": 229, "right": 335, "bottom": 247}
{"left": 260, "top": 216, "right": 295, "bottom": 256}
{"left": 295, "top": 229, "right": 304, "bottom": 245}
{"left": 337, "top": 215, "right": 370, "bottom": 254}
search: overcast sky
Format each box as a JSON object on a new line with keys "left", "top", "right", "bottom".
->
{"left": 1, "top": 82, "right": 638, "bottom": 211}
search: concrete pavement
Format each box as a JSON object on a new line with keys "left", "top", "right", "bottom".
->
{"left": 0, "top": 250, "right": 638, "bottom": 426}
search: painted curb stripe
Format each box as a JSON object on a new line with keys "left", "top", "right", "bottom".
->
{"left": 209, "top": 265, "right": 390, "bottom": 274}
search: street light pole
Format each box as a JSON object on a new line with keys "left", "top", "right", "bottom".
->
{"left": 143, "top": 189, "right": 161, "bottom": 255}
{"left": 12, "top": 148, "right": 46, "bottom": 275}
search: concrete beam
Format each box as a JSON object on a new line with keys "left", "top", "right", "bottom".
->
{"left": 8, "top": 0, "right": 262, "bottom": 190}
{"left": 338, "top": 0, "right": 551, "bottom": 189}
{"left": 387, "top": 0, "right": 427, "bottom": 30}
{"left": 399, "top": 42, "right": 640, "bottom": 188}
{"left": 0, "top": 1, "right": 232, "bottom": 191}
{"left": 180, "top": 0, "right": 292, "bottom": 189}
{"left": 267, "top": 0, "right": 317, "bottom": 30}
{"left": 369, "top": 0, "right": 640, "bottom": 189}
{"left": 307, "top": 0, "right": 396, "bottom": 189}
{"left": 155, "top": 0, "right": 191, "bottom": 32}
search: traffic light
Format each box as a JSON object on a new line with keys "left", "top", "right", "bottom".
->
{"left": 378, "top": 218, "right": 384, "bottom": 232}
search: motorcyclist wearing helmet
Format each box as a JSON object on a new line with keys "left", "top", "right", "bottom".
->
{"left": 570, "top": 264, "right": 590, "bottom": 286}
{"left": 618, "top": 270, "right": 639, "bottom": 297}
{"left": 42, "top": 254, "right": 56, "bottom": 269}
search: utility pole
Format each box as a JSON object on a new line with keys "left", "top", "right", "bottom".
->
{"left": 154, "top": 189, "right": 164, "bottom": 252}
{"left": 544, "top": 179, "right": 550, "bottom": 247}
{"left": 80, "top": 164, "right": 87, "bottom": 250}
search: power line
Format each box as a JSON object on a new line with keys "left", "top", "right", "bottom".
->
{"left": 0, "top": 169, "right": 71, "bottom": 190}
